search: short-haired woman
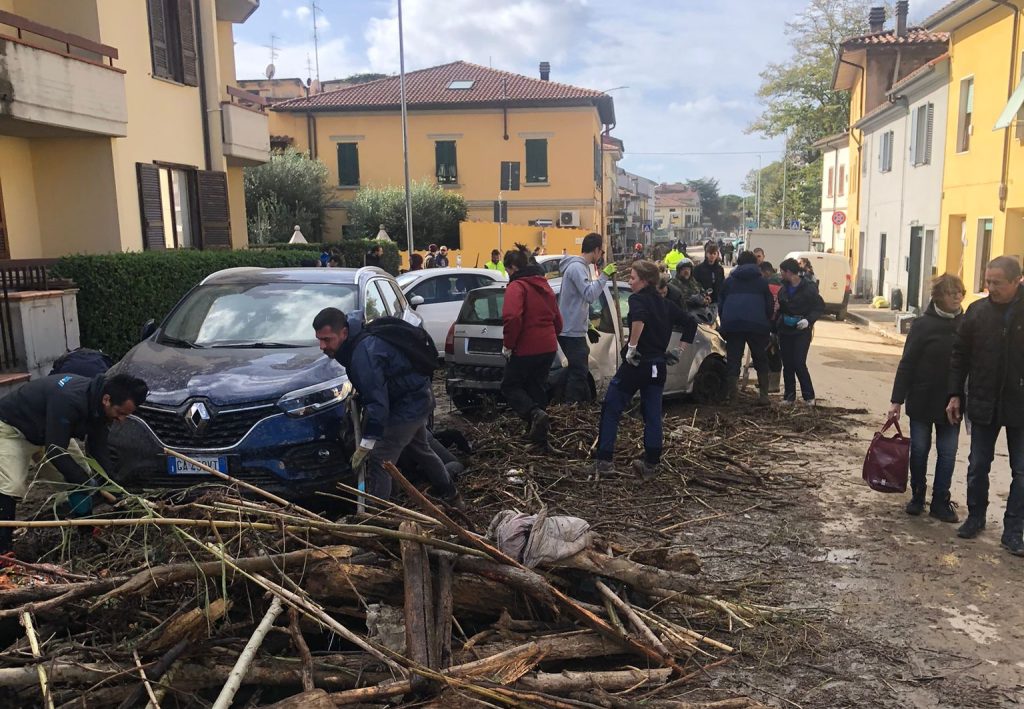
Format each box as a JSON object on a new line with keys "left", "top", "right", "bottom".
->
{"left": 592, "top": 260, "right": 697, "bottom": 479}
{"left": 776, "top": 258, "right": 825, "bottom": 405}
{"left": 888, "top": 273, "right": 966, "bottom": 521}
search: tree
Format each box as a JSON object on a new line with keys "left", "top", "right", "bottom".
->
{"left": 719, "top": 194, "right": 745, "bottom": 233}
{"left": 340, "top": 72, "right": 390, "bottom": 84}
{"left": 347, "top": 182, "right": 468, "bottom": 250}
{"left": 742, "top": 157, "right": 822, "bottom": 231}
{"left": 244, "top": 149, "right": 332, "bottom": 243}
{"left": 685, "top": 178, "right": 722, "bottom": 229}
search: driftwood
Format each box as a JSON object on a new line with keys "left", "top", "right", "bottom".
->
{"left": 400, "top": 521, "right": 437, "bottom": 693}
{"left": 264, "top": 689, "right": 335, "bottom": 709}
{"left": 517, "top": 667, "right": 674, "bottom": 693}
{"left": 212, "top": 596, "right": 286, "bottom": 709}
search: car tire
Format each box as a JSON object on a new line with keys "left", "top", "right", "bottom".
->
{"left": 691, "top": 354, "right": 728, "bottom": 403}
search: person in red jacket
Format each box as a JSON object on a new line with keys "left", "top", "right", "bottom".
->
{"left": 501, "top": 245, "right": 563, "bottom": 449}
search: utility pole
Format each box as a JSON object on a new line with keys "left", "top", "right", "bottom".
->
{"left": 397, "top": 0, "right": 414, "bottom": 257}
{"left": 755, "top": 154, "right": 762, "bottom": 229}
{"left": 781, "top": 133, "right": 788, "bottom": 228}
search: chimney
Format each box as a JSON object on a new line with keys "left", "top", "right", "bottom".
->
{"left": 539, "top": 61, "right": 551, "bottom": 81}
{"left": 868, "top": 6, "right": 886, "bottom": 33}
{"left": 896, "top": 1, "right": 909, "bottom": 36}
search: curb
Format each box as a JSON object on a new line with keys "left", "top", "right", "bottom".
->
{"left": 845, "top": 310, "right": 906, "bottom": 345}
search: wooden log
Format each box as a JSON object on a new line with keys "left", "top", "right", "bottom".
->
{"left": 287, "top": 608, "right": 315, "bottom": 692}
{"left": 399, "top": 521, "right": 436, "bottom": 694}
{"left": 515, "top": 667, "right": 673, "bottom": 693}
{"left": 212, "top": 597, "right": 286, "bottom": 709}
{"left": 595, "top": 581, "right": 672, "bottom": 656}
{"left": 263, "top": 689, "right": 335, "bottom": 709}
{"left": 433, "top": 552, "right": 456, "bottom": 668}
{"left": 145, "top": 598, "right": 231, "bottom": 652}
{"left": 115, "top": 639, "right": 189, "bottom": 709}
{"left": 453, "top": 631, "right": 629, "bottom": 666}
{"left": 557, "top": 549, "right": 701, "bottom": 594}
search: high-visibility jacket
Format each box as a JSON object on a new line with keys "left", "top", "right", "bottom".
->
{"left": 484, "top": 260, "right": 507, "bottom": 275}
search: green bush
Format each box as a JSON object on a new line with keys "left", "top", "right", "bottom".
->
{"left": 244, "top": 149, "right": 332, "bottom": 243}
{"left": 52, "top": 249, "right": 321, "bottom": 359}
{"left": 347, "top": 182, "right": 466, "bottom": 250}
{"left": 252, "top": 239, "right": 400, "bottom": 274}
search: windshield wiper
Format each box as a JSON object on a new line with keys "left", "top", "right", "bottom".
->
{"left": 208, "top": 341, "right": 297, "bottom": 349}
{"left": 158, "top": 335, "right": 203, "bottom": 349}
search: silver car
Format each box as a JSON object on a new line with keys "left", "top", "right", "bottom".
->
{"left": 443, "top": 278, "right": 728, "bottom": 411}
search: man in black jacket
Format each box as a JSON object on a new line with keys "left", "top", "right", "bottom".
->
{"left": 693, "top": 244, "right": 725, "bottom": 322}
{"left": 0, "top": 373, "right": 148, "bottom": 554}
{"left": 947, "top": 256, "right": 1024, "bottom": 553}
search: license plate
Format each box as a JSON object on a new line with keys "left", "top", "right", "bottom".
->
{"left": 167, "top": 455, "right": 226, "bottom": 475}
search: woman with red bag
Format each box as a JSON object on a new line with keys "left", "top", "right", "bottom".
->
{"left": 887, "top": 274, "right": 966, "bottom": 521}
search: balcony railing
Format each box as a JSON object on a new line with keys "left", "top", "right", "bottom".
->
{"left": 0, "top": 10, "right": 118, "bottom": 69}
{"left": 226, "top": 85, "right": 268, "bottom": 113}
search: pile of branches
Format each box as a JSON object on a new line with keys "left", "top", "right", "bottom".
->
{"left": 0, "top": 455, "right": 776, "bottom": 709}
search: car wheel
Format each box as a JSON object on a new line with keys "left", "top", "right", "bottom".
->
{"left": 691, "top": 354, "right": 728, "bottom": 403}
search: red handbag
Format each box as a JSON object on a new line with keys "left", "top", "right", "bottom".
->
{"left": 862, "top": 419, "right": 910, "bottom": 493}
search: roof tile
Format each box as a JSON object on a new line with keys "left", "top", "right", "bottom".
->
{"left": 842, "top": 27, "right": 949, "bottom": 47}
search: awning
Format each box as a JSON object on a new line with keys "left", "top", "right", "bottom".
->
{"left": 994, "top": 78, "right": 1024, "bottom": 130}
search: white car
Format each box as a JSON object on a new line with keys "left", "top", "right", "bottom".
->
{"left": 396, "top": 268, "right": 508, "bottom": 356}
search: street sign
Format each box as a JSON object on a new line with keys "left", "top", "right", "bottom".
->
{"left": 643, "top": 224, "right": 651, "bottom": 233}
{"left": 500, "top": 161, "right": 520, "bottom": 191}
{"left": 493, "top": 200, "right": 508, "bottom": 223}
{"left": 789, "top": 220, "right": 801, "bottom": 230}
{"left": 832, "top": 211, "right": 847, "bottom": 226}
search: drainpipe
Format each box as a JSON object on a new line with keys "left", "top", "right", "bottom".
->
{"left": 840, "top": 56, "right": 867, "bottom": 271}
{"left": 991, "top": 0, "right": 1021, "bottom": 212}
{"left": 194, "top": 0, "right": 212, "bottom": 171}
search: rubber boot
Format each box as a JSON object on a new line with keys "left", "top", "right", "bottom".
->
{"left": 756, "top": 371, "right": 771, "bottom": 406}
{"left": 905, "top": 486, "right": 926, "bottom": 516}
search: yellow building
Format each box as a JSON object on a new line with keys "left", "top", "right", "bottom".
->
{"left": 926, "top": 0, "right": 1024, "bottom": 298}
{"left": 269, "top": 61, "right": 617, "bottom": 239}
{"left": 831, "top": 3, "right": 948, "bottom": 289}
{"left": 0, "top": 0, "right": 268, "bottom": 259}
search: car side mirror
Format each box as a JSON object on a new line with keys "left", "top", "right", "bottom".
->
{"left": 409, "top": 295, "right": 425, "bottom": 308}
{"left": 140, "top": 319, "right": 157, "bottom": 341}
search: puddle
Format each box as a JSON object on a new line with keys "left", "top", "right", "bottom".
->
{"left": 941, "top": 605, "right": 1001, "bottom": 645}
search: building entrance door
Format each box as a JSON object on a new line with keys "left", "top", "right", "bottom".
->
{"left": 908, "top": 227, "right": 923, "bottom": 311}
{"left": 878, "top": 233, "right": 887, "bottom": 297}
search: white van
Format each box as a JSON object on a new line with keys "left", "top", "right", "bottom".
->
{"left": 785, "top": 251, "right": 851, "bottom": 321}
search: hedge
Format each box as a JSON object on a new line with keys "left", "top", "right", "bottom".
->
{"left": 251, "top": 239, "right": 401, "bottom": 275}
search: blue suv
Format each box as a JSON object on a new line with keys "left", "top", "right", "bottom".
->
{"left": 108, "top": 266, "right": 420, "bottom": 498}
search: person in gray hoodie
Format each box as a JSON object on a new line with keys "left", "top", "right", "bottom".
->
{"left": 557, "top": 233, "right": 618, "bottom": 403}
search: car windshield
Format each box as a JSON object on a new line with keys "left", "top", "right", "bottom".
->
{"left": 162, "top": 282, "right": 359, "bottom": 347}
{"left": 458, "top": 289, "right": 506, "bottom": 326}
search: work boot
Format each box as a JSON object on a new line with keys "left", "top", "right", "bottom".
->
{"left": 905, "top": 486, "right": 926, "bottom": 516}
{"left": 631, "top": 459, "right": 658, "bottom": 480}
{"left": 442, "top": 490, "right": 467, "bottom": 512}
{"left": 590, "top": 460, "right": 615, "bottom": 479}
{"left": 756, "top": 372, "right": 771, "bottom": 406}
{"left": 929, "top": 492, "right": 959, "bottom": 523}
{"left": 528, "top": 409, "right": 550, "bottom": 443}
{"left": 1000, "top": 534, "right": 1024, "bottom": 557}
{"left": 725, "top": 377, "right": 739, "bottom": 403}
{"left": 957, "top": 516, "right": 986, "bottom": 539}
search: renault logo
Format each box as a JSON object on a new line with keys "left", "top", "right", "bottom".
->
{"left": 185, "top": 402, "right": 211, "bottom": 434}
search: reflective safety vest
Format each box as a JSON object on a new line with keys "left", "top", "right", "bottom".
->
{"left": 484, "top": 260, "right": 507, "bottom": 275}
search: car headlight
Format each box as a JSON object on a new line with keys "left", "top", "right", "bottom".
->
{"left": 277, "top": 376, "right": 353, "bottom": 417}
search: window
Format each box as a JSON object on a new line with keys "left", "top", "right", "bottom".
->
{"left": 910, "top": 103, "right": 935, "bottom": 166}
{"left": 363, "top": 282, "right": 385, "bottom": 322}
{"left": 976, "top": 218, "right": 993, "bottom": 292}
{"left": 957, "top": 77, "right": 974, "bottom": 153}
{"left": 411, "top": 275, "right": 489, "bottom": 305}
{"left": 337, "top": 143, "right": 360, "bottom": 186}
{"left": 375, "top": 279, "right": 404, "bottom": 316}
{"left": 146, "top": 0, "right": 198, "bottom": 85}
{"left": 837, "top": 165, "right": 846, "bottom": 196}
{"left": 136, "top": 163, "right": 231, "bottom": 250}
{"left": 525, "top": 139, "right": 548, "bottom": 183}
{"left": 827, "top": 167, "right": 834, "bottom": 198}
{"left": 0, "top": 178, "right": 9, "bottom": 259}
{"left": 878, "top": 131, "right": 894, "bottom": 173}
{"left": 435, "top": 141, "right": 457, "bottom": 184}
{"left": 593, "top": 138, "right": 601, "bottom": 185}
{"left": 447, "top": 80, "right": 474, "bottom": 90}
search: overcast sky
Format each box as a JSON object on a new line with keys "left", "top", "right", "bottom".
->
{"left": 234, "top": 0, "right": 950, "bottom": 194}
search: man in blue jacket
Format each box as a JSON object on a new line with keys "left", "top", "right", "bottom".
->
{"left": 557, "top": 233, "right": 617, "bottom": 403}
{"left": 313, "top": 308, "right": 463, "bottom": 508}
{"left": 719, "top": 250, "right": 775, "bottom": 405}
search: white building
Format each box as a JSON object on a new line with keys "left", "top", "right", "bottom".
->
{"left": 814, "top": 132, "right": 851, "bottom": 255}
{"left": 855, "top": 54, "right": 949, "bottom": 310}
{"left": 613, "top": 168, "right": 657, "bottom": 247}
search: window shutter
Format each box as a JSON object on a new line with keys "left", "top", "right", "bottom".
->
{"left": 909, "top": 107, "right": 919, "bottom": 165}
{"left": 0, "top": 178, "right": 9, "bottom": 259}
{"left": 827, "top": 167, "right": 834, "bottom": 197}
{"left": 196, "top": 170, "right": 231, "bottom": 249}
{"left": 178, "top": 0, "right": 199, "bottom": 86}
{"left": 337, "top": 143, "right": 360, "bottom": 186}
{"left": 924, "top": 103, "right": 934, "bottom": 165}
{"left": 526, "top": 139, "right": 548, "bottom": 183}
{"left": 136, "top": 163, "right": 166, "bottom": 250}
{"left": 147, "top": 0, "right": 172, "bottom": 80}
{"left": 838, "top": 165, "right": 845, "bottom": 196}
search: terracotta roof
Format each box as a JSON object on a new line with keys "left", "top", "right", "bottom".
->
{"left": 841, "top": 27, "right": 949, "bottom": 48}
{"left": 602, "top": 134, "right": 624, "bottom": 150}
{"left": 889, "top": 52, "right": 950, "bottom": 93}
{"left": 655, "top": 187, "right": 700, "bottom": 208}
{"left": 272, "top": 61, "right": 615, "bottom": 123}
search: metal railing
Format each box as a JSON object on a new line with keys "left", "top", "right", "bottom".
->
{"left": 0, "top": 10, "right": 119, "bottom": 69}
{"left": 0, "top": 259, "right": 72, "bottom": 371}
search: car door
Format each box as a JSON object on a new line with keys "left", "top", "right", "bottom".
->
{"left": 375, "top": 277, "right": 422, "bottom": 327}
{"left": 590, "top": 289, "right": 622, "bottom": 388}
{"left": 612, "top": 286, "right": 698, "bottom": 396}
{"left": 408, "top": 275, "right": 456, "bottom": 354}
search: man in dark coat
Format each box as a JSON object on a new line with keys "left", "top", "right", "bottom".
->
{"left": 693, "top": 244, "right": 725, "bottom": 321}
{"left": 776, "top": 258, "right": 825, "bottom": 404}
{"left": 947, "top": 256, "right": 1024, "bottom": 552}
{"left": 719, "top": 251, "right": 774, "bottom": 405}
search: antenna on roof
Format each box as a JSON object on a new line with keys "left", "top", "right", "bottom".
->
{"left": 310, "top": 1, "right": 322, "bottom": 85}
{"left": 264, "top": 33, "right": 279, "bottom": 79}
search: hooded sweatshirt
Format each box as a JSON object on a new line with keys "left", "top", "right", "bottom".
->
{"left": 503, "top": 265, "right": 563, "bottom": 355}
{"left": 719, "top": 263, "right": 774, "bottom": 334}
{"left": 557, "top": 256, "right": 608, "bottom": 337}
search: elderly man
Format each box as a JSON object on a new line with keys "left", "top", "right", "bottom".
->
{"left": 948, "top": 256, "right": 1024, "bottom": 554}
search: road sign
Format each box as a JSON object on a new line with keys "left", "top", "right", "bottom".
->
{"left": 493, "top": 200, "right": 508, "bottom": 223}
{"left": 832, "top": 211, "right": 847, "bottom": 226}
{"left": 789, "top": 220, "right": 801, "bottom": 230}
{"left": 643, "top": 224, "right": 651, "bottom": 233}
{"left": 500, "top": 161, "right": 520, "bottom": 191}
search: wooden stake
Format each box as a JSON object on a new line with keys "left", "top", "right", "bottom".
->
{"left": 20, "top": 611, "right": 54, "bottom": 709}
{"left": 211, "top": 596, "right": 286, "bottom": 709}
{"left": 400, "top": 521, "right": 436, "bottom": 693}
{"left": 433, "top": 551, "right": 456, "bottom": 668}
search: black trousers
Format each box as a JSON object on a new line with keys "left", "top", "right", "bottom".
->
{"left": 724, "top": 331, "right": 770, "bottom": 379}
{"left": 501, "top": 352, "right": 555, "bottom": 419}
{"left": 0, "top": 493, "right": 15, "bottom": 554}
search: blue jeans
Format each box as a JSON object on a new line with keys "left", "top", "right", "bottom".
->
{"left": 908, "top": 418, "right": 960, "bottom": 497}
{"left": 965, "top": 424, "right": 1024, "bottom": 534}
{"left": 596, "top": 361, "right": 665, "bottom": 464}
{"left": 779, "top": 331, "right": 814, "bottom": 401}
{"left": 557, "top": 335, "right": 592, "bottom": 404}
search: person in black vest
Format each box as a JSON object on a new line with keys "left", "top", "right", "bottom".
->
{"left": 313, "top": 308, "right": 463, "bottom": 508}
{"left": 776, "top": 257, "right": 824, "bottom": 405}
{"left": 888, "top": 274, "right": 965, "bottom": 522}
{"left": 947, "top": 256, "right": 1024, "bottom": 552}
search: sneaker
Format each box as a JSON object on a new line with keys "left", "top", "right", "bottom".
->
{"left": 928, "top": 496, "right": 959, "bottom": 523}
{"left": 631, "top": 459, "right": 658, "bottom": 480}
{"left": 780, "top": 399, "right": 796, "bottom": 407}
{"left": 528, "top": 409, "right": 550, "bottom": 443}
{"left": 590, "top": 460, "right": 615, "bottom": 478}
{"left": 803, "top": 398, "right": 816, "bottom": 407}
{"left": 957, "top": 516, "right": 986, "bottom": 539}
{"left": 1001, "top": 535, "right": 1024, "bottom": 557}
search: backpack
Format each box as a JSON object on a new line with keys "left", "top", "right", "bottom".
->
{"left": 359, "top": 317, "right": 439, "bottom": 377}
{"left": 49, "top": 348, "right": 114, "bottom": 378}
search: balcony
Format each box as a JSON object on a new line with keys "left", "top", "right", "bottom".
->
{"left": 0, "top": 11, "right": 127, "bottom": 138}
{"left": 222, "top": 86, "right": 270, "bottom": 166}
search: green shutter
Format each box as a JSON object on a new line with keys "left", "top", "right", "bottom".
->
{"left": 525, "top": 139, "right": 548, "bottom": 183}
{"left": 435, "top": 141, "right": 457, "bottom": 184}
{"left": 337, "top": 143, "right": 360, "bottom": 186}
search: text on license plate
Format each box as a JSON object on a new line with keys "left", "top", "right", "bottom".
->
{"left": 167, "top": 455, "right": 226, "bottom": 475}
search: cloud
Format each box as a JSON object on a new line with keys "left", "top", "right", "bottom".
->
{"left": 294, "top": 6, "right": 311, "bottom": 21}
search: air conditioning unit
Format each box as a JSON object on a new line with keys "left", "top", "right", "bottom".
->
{"left": 559, "top": 210, "right": 580, "bottom": 227}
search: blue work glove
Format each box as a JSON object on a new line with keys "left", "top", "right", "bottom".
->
{"left": 67, "top": 491, "right": 94, "bottom": 518}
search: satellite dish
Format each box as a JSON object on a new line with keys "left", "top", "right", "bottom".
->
{"left": 265, "top": 63, "right": 276, "bottom": 79}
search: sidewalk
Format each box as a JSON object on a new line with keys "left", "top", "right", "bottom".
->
{"left": 845, "top": 301, "right": 908, "bottom": 345}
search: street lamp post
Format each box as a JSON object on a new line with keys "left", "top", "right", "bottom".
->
{"left": 397, "top": 0, "right": 414, "bottom": 258}
{"left": 598, "top": 86, "right": 627, "bottom": 250}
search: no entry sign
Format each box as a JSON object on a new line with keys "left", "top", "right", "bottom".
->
{"left": 832, "top": 211, "right": 847, "bottom": 226}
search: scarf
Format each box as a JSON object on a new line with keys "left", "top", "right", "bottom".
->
{"left": 933, "top": 304, "right": 960, "bottom": 319}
